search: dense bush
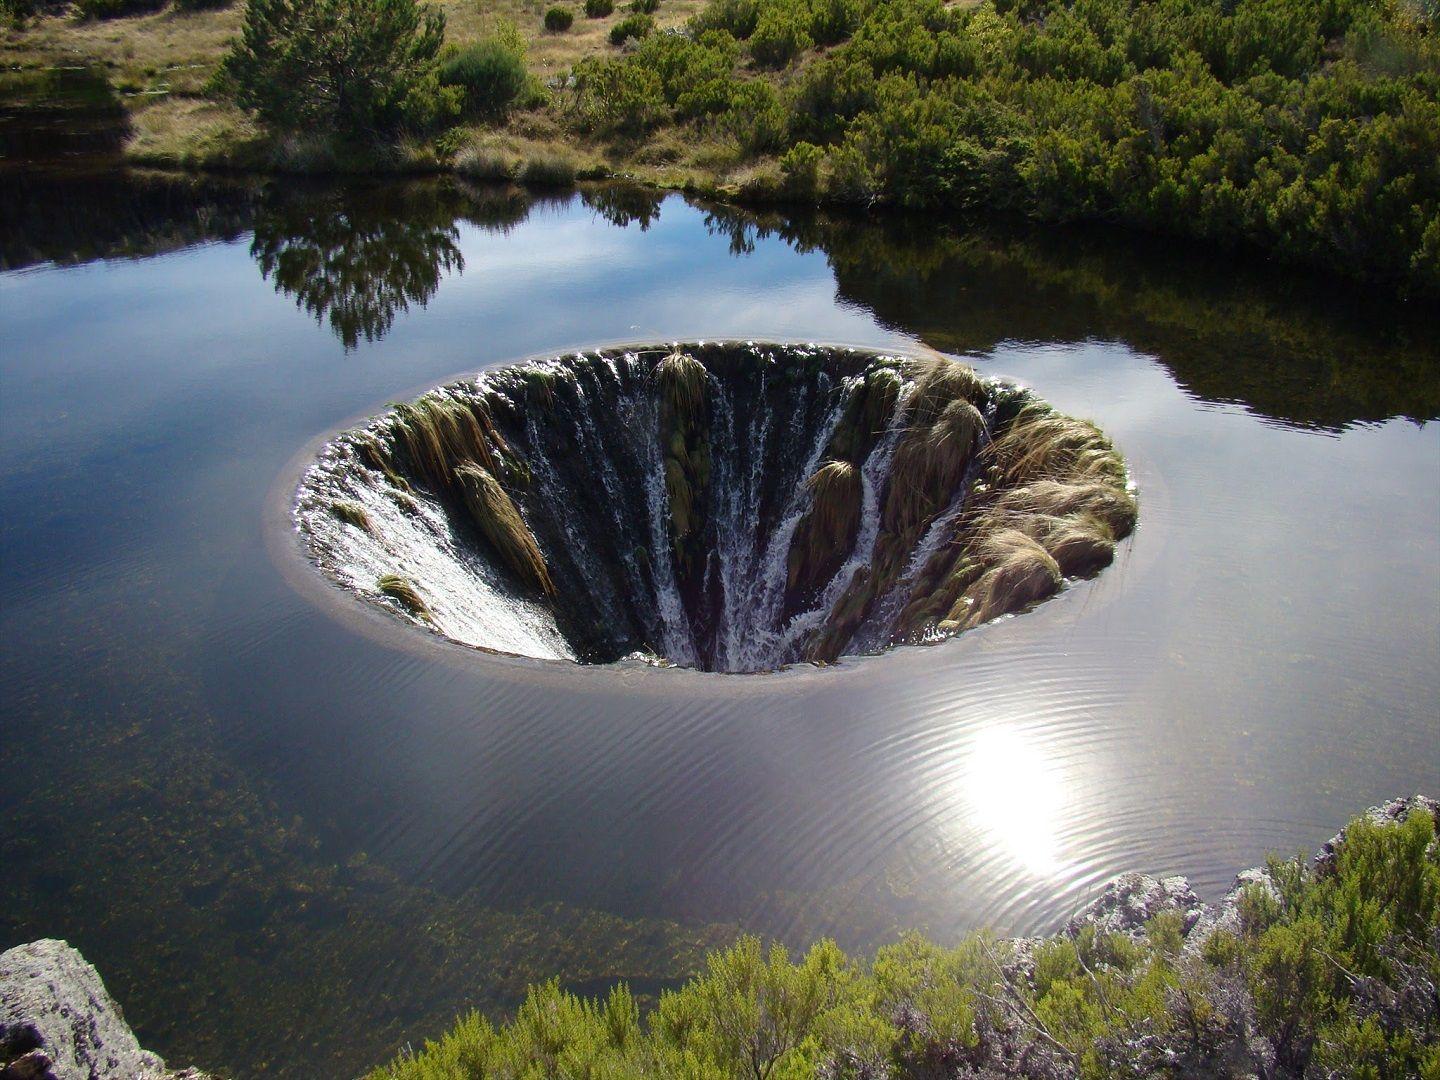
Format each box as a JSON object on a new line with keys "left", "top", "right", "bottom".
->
{"left": 438, "top": 30, "right": 528, "bottom": 117}
{"left": 543, "top": 4, "right": 573, "bottom": 30}
{"left": 220, "top": 0, "right": 454, "bottom": 138}
{"left": 572, "top": 54, "right": 664, "bottom": 132}
{"left": 584, "top": 0, "right": 612, "bottom": 15}
{"left": 369, "top": 806, "right": 1440, "bottom": 1079}
{"left": 749, "top": 1, "right": 813, "bottom": 66}
{"left": 629, "top": 0, "right": 658, "bottom": 12}
{"left": 608, "top": 11, "right": 653, "bottom": 44}
{"left": 558, "top": 0, "right": 1440, "bottom": 294}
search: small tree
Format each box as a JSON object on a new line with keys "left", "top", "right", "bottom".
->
{"left": 220, "top": 0, "right": 454, "bottom": 140}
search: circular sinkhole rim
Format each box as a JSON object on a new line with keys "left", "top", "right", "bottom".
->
{"left": 269, "top": 338, "right": 1138, "bottom": 680}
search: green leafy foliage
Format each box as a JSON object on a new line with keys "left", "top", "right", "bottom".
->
{"left": 438, "top": 26, "right": 529, "bottom": 117}
{"left": 369, "top": 806, "right": 1440, "bottom": 1080}
{"left": 584, "top": 0, "right": 613, "bottom": 15}
{"left": 544, "top": 4, "right": 574, "bottom": 31}
{"left": 219, "top": 0, "right": 455, "bottom": 139}
{"left": 609, "top": 11, "right": 654, "bottom": 44}
{"left": 749, "top": 2, "right": 814, "bottom": 67}
{"left": 556, "top": 0, "right": 1440, "bottom": 294}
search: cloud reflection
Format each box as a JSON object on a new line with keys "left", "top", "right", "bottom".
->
{"left": 966, "top": 725, "right": 1067, "bottom": 876}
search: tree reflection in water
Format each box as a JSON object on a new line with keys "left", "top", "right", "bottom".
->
{"left": 251, "top": 183, "right": 467, "bottom": 350}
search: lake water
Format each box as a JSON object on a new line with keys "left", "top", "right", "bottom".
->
{"left": 1, "top": 171, "right": 1437, "bottom": 1078}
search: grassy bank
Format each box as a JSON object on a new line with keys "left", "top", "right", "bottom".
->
{"left": 368, "top": 800, "right": 1440, "bottom": 1079}
{"left": 4, "top": 0, "right": 1438, "bottom": 295}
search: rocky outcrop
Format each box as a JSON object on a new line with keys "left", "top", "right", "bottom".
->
{"left": 1064, "top": 873, "right": 1205, "bottom": 940}
{"left": 1061, "top": 793, "right": 1439, "bottom": 953}
{"left": 0, "top": 940, "right": 210, "bottom": 1080}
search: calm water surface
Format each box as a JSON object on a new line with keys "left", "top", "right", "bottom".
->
{"left": 1, "top": 173, "right": 1437, "bottom": 1078}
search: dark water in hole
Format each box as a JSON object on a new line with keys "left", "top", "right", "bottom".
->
{"left": 1, "top": 171, "right": 1437, "bottom": 1079}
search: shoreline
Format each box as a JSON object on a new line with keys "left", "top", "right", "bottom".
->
{"left": 5, "top": 795, "right": 1434, "bottom": 1080}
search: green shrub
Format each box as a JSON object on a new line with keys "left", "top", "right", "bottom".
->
{"left": 543, "top": 4, "right": 573, "bottom": 30}
{"left": 608, "top": 11, "right": 653, "bottom": 43}
{"left": 780, "top": 140, "right": 824, "bottom": 196}
{"left": 808, "top": 0, "right": 858, "bottom": 44}
{"left": 584, "top": 0, "right": 613, "bottom": 15}
{"left": 220, "top": 0, "right": 455, "bottom": 138}
{"left": 690, "top": 0, "right": 759, "bottom": 38}
{"left": 367, "top": 803, "right": 1440, "bottom": 1080}
{"left": 572, "top": 55, "right": 664, "bottom": 133}
{"left": 749, "top": 2, "right": 813, "bottom": 66}
{"left": 438, "top": 32, "right": 528, "bottom": 116}
{"left": 722, "top": 78, "right": 786, "bottom": 154}
{"left": 629, "top": 0, "right": 657, "bottom": 11}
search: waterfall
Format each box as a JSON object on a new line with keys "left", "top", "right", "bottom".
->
{"left": 293, "top": 343, "right": 1136, "bottom": 672}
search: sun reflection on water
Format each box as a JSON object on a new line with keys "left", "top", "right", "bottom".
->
{"left": 966, "top": 726, "right": 1068, "bottom": 876}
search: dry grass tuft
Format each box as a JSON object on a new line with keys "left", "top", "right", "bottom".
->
{"left": 377, "top": 574, "right": 432, "bottom": 621}
{"left": 330, "top": 499, "right": 372, "bottom": 532}
{"left": 787, "top": 460, "right": 863, "bottom": 593}
{"left": 941, "top": 529, "right": 1062, "bottom": 631}
{"left": 905, "top": 355, "right": 986, "bottom": 427}
{"left": 986, "top": 404, "right": 1125, "bottom": 487}
{"left": 390, "top": 393, "right": 507, "bottom": 492}
{"left": 354, "top": 433, "right": 413, "bottom": 493}
{"left": 454, "top": 463, "right": 555, "bottom": 596}
{"left": 655, "top": 350, "right": 708, "bottom": 417}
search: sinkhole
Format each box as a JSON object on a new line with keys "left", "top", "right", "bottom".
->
{"left": 295, "top": 342, "right": 1137, "bottom": 672}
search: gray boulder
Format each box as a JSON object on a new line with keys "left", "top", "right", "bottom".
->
{"left": 1064, "top": 872, "right": 1206, "bottom": 940}
{"left": 0, "top": 939, "right": 209, "bottom": 1080}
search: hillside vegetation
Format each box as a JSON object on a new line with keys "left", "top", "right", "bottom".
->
{"left": 3, "top": 0, "right": 1436, "bottom": 291}
{"left": 368, "top": 804, "right": 1440, "bottom": 1079}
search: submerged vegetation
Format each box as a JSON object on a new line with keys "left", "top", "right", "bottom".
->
{"left": 370, "top": 802, "right": 1440, "bottom": 1080}
{"left": 297, "top": 342, "right": 1135, "bottom": 671}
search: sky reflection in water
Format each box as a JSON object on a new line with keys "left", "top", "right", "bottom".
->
{"left": 0, "top": 171, "right": 1436, "bottom": 1079}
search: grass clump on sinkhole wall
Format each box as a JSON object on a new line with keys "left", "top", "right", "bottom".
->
{"left": 654, "top": 350, "right": 712, "bottom": 566}
{"left": 895, "top": 398, "right": 1137, "bottom": 638}
{"left": 329, "top": 499, "right": 372, "bottom": 532}
{"left": 787, "top": 459, "right": 863, "bottom": 595}
{"left": 367, "top": 805, "right": 1440, "bottom": 1080}
{"left": 389, "top": 394, "right": 508, "bottom": 493}
{"left": 454, "top": 464, "right": 555, "bottom": 597}
{"left": 377, "top": 574, "right": 432, "bottom": 622}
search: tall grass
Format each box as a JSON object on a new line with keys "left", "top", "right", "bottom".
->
{"left": 787, "top": 459, "right": 863, "bottom": 593}
{"left": 455, "top": 464, "right": 555, "bottom": 597}
{"left": 377, "top": 574, "right": 432, "bottom": 621}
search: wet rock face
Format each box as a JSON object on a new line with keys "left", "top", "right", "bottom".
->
{"left": 0, "top": 940, "right": 208, "bottom": 1080}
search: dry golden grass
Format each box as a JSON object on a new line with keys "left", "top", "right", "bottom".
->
{"left": 1, "top": 5, "right": 242, "bottom": 95}
{"left": 377, "top": 574, "right": 434, "bottom": 621}
{"left": 787, "top": 459, "right": 863, "bottom": 592}
{"left": 124, "top": 95, "right": 262, "bottom": 164}
{"left": 454, "top": 463, "right": 555, "bottom": 596}
{"left": 2, "top": 0, "right": 708, "bottom": 167}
